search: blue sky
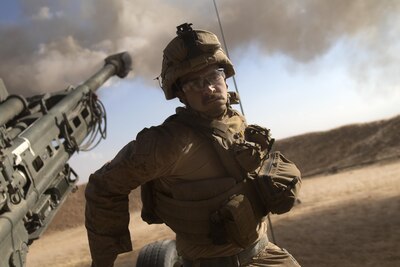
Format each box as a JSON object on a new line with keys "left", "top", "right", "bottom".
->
{"left": 1, "top": 1, "right": 399, "bottom": 183}
{"left": 70, "top": 40, "right": 399, "bottom": 183}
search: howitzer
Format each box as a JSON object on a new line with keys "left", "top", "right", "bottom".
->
{"left": 0, "top": 52, "right": 132, "bottom": 266}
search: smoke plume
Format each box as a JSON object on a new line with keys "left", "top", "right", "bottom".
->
{"left": 0, "top": 0, "right": 399, "bottom": 96}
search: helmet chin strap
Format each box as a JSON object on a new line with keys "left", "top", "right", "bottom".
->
{"left": 184, "top": 104, "right": 227, "bottom": 120}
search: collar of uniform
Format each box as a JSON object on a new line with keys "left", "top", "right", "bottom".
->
{"left": 174, "top": 106, "right": 246, "bottom": 140}
{"left": 175, "top": 106, "right": 229, "bottom": 135}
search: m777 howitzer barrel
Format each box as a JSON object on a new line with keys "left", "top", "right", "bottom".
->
{"left": 0, "top": 52, "right": 131, "bottom": 127}
{"left": 0, "top": 96, "right": 26, "bottom": 126}
{"left": 10, "top": 51, "right": 131, "bottom": 164}
{"left": 0, "top": 52, "right": 131, "bottom": 266}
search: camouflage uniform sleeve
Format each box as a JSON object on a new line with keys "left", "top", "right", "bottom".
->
{"left": 85, "top": 126, "right": 183, "bottom": 266}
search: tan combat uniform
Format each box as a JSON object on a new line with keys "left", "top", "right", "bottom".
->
{"left": 85, "top": 107, "right": 300, "bottom": 267}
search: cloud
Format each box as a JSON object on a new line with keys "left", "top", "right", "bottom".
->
{"left": 0, "top": 0, "right": 399, "bottom": 96}
{"left": 32, "top": 6, "right": 64, "bottom": 20}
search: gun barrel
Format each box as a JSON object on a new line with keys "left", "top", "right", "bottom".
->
{"left": 78, "top": 51, "right": 132, "bottom": 93}
{"left": 10, "top": 52, "right": 131, "bottom": 154}
{"left": 2, "top": 51, "right": 131, "bottom": 230}
{"left": 0, "top": 96, "right": 26, "bottom": 126}
{"left": 0, "top": 52, "right": 132, "bottom": 266}
{"left": 0, "top": 52, "right": 131, "bottom": 127}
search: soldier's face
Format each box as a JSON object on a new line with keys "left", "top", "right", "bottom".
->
{"left": 179, "top": 65, "right": 228, "bottom": 118}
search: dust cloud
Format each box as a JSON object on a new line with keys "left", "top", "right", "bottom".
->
{"left": 1, "top": 0, "right": 399, "bottom": 96}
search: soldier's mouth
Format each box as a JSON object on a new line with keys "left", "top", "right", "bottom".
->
{"left": 203, "top": 95, "right": 223, "bottom": 105}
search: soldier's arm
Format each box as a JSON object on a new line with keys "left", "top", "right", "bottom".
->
{"left": 84, "top": 126, "right": 183, "bottom": 266}
{"left": 85, "top": 140, "right": 138, "bottom": 267}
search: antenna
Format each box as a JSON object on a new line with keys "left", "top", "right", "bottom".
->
{"left": 213, "top": 0, "right": 245, "bottom": 116}
{"left": 213, "top": 0, "right": 279, "bottom": 246}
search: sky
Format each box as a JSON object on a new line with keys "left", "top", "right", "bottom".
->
{"left": 1, "top": 0, "right": 399, "bottom": 184}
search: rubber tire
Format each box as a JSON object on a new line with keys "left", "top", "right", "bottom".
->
{"left": 136, "top": 239, "right": 183, "bottom": 267}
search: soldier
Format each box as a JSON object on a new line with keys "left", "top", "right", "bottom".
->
{"left": 85, "top": 23, "right": 302, "bottom": 267}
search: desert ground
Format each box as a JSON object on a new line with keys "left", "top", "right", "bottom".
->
{"left": 27, "top": 158, "right": 400, "bottom": 267}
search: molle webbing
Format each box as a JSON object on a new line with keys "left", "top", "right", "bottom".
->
{"left": 154, "top": 179, "right": 260, "bottom": 245}
{"left": 172, "top": 108, "right": 247, "bottom": 182}
{"left": 152, "top": 109, "right": 267, "bottom": 244}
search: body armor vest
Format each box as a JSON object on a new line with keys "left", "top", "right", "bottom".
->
{"left": 141, "top": 106, "right": 273, "bottom": 246}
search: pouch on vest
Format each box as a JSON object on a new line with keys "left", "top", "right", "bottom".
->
{"left": 216, "top": 194, "right": 259, "bottom": 248}
{"left": 255, "top": 151, "right": 301, "bottom": 215}
{"left": 245, "top": 124, "right": 274, "bottom": 152}
{"left": 232, "top": 142, "right": 263, "bottom": 173}
{"left": 231, "top": 124, "right": 274, "bottom": 173}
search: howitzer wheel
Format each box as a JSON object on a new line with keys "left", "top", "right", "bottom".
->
{"left": 136, "top": 239, "right": 183, "bottom": 267}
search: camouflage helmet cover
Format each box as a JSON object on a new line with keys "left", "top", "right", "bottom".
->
{"left": 160, "top": 24, "right": 235, "bottom": 100}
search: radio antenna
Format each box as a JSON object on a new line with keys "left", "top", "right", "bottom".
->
{"left": 213, "top": 0, "right": 279, "bottom": 246}
{"left": 213, "top": 0, "right": 245, "bottom": 115}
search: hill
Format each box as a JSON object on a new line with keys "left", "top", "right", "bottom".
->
{"left": 47, "top": 114, "right": 400, "bottom": 232}
{"left": 274, "top": 114, "right": 400, "bottom": 176}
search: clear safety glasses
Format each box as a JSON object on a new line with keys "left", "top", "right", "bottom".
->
{"left": 182, "top": 69, "right": 226, "bottom": 93}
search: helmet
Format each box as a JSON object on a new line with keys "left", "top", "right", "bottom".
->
{"left": 160, "top": 23, "right": 235, "bottom": 100}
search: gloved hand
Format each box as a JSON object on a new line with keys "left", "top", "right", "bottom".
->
{"left": 86, "top": 230, "right": 132, "bottom": 267}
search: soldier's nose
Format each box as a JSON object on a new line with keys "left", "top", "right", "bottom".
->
{"left": 204, "top": 84, "right": 216, "bottom": 95}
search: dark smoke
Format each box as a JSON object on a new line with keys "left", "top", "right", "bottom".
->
{"left": 0, "top": 0, "right": 399, "bottom": 96}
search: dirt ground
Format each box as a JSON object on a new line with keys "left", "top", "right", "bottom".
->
{"left": 27, "top": 159, "right": 400, "bottom": 267}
